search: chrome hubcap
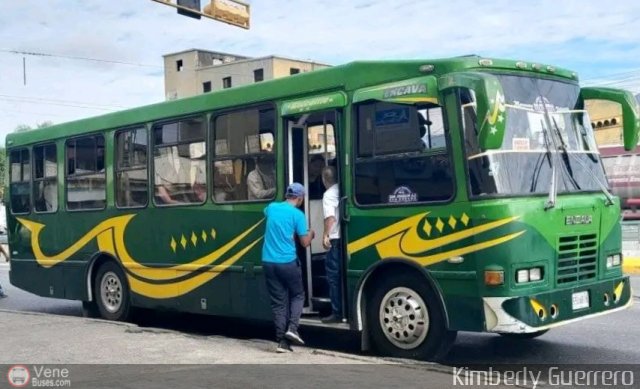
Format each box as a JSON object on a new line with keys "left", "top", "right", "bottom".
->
{"left": 100, "top": 271, "right": 122, "bottom": 313}
{"left": 379, "top": 287, "right": 429, "bottom": 350}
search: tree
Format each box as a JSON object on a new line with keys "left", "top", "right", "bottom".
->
{"left": 14, "top": 121, "right": 54, "bottom": 132}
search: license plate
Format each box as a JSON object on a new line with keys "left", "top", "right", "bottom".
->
{"left": 572, "top": 291, "right": 590, "bottom": 310}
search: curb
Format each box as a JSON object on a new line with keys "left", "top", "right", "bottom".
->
{"left": 624, "top": 257, "right": 640, "bottom": 275}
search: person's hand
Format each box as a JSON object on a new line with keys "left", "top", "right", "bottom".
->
{"left": 323, "top": 235, "right": 331, "bottom": 250}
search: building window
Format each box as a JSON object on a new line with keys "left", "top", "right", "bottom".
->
{"left": 176, "top": 59, "right": 184, "bottom": 72}
{"left": 116, "top": 128, "right": 148, "bottom": 208}
{"left": 33, "top": 143, "right": 57, "bottom": 213}
{"left": 354, "top": 101, "right": 453, "bottom": 205}
{"left": 254, "top": 69, "right": 264, "bottom": 82}
{"left": 290, "top": 68, "right": 300, "bottom": 75}
{"left": 212, "top": 106, "right": 275, "bottom": 203}
{"left": 153, "top": 117, "right": 206, "bottom": 205}
{"left": 66, "top": 135, "right": 106, "bottom": 210}
{"left": 203, "top": 81, "right": 212, "bottom": 93}
{"left": 222, "top": 77, "right": 232, "bottom": 89}
{"left": 9, "top": 148, "right": 30, "bottom": 214}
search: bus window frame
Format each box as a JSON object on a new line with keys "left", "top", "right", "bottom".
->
{"left": 32, "top": 142, "right": 59, "bottom": 215}
{"left": 64, "top": 133, "right": 107, "bottom": 212}
{"left": 150, "top": 114, "right": 208, "bottom": 208}
{"left": 350, "top": 99, "right": 457, "bottom": 209}
{"left": 210, "top": 102, "right": 277, "bottom": 205}
{"left": 8, "top": 147, "right": 32, "bottom": 216}
{"left": 114, "top": 126, "right": 150, "bottom": 210}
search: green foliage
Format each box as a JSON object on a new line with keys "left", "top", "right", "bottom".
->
{"left": 14, "top": 121, "right": 54, "bottom": 132}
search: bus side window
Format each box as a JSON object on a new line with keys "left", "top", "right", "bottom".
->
{"left": 152, "top": 117, "right": 206, "bottom": 206}
{"left": 354, "top": 101, "right": 454, "bottom": 205}
{"left": 9, "top": 148, "right": 31, "bottom": 214}
{"left": 212, "top": 106, "right": 276, "bottom": 203}
{"left": 33, "top": 143, "right": 58, "bottom": 213}
{"left": 116, "top": 128, "right": 148, "bottom": 208}
{"left": 66, "top": 135, "right": 106, "bottom": 210}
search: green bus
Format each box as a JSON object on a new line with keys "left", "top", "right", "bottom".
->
{"left": 7, "top": 56, "right": 639, "bottom": 360}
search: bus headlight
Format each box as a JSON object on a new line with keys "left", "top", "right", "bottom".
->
{"left": 516, "top": 267, "right": 543, "bottom": 283}
{"left": 529, "top": 267, "right": 542, "bottom": 281}
{"left": 516, "top": 269, "right": 529, "bottom": 283}
{"left": 607, "top": 254, "right": 622, "bottom": 268}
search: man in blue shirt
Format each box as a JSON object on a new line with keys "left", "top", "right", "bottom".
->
{"left": 262, "top": 182, "right": 315, "bottom": 353}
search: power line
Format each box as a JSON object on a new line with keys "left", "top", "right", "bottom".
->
{"left": 0, "top": 96, "right": 120, "bottom": 111}
{"left": 0, "top": 49, "right": 163, "bottom": 69}
{"left": 0, "top": 94, "right": 129, "bottom": 110}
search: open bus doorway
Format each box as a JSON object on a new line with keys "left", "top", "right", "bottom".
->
{"left": 285, "top": 110, "right": 344, "bottom": 321}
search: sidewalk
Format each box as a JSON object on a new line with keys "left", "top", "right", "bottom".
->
{"left": 0, "top": 309, "right": 497, "bottom": 389}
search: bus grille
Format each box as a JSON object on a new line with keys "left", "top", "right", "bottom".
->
{"left": 556, "top": 234, "right": 598, "bottom": 285}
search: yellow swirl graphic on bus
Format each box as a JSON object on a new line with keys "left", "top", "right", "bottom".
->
{"left": 16, "top": 215, "right": 264, "bottom": 299}
{"left": 347, "top": 212, "right": 524, "bottom": 266}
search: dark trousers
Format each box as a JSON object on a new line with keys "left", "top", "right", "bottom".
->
{"left": 325, "top": 239, "right": 342, "bottom": 316}
{"left": 263, "top": 260, "right": 305, "bottom": 341}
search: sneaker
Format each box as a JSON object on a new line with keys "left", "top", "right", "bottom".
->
{"left": 0, "top": 293, "right": 7, "bottom": 298}
{"left": 321, "top": 314, "right": 341, "bottom": 324}
{"left": 276, "top": 339, "right": 293, "bottom": 353}
{"left": 284, "top": 329, "right": 305, "bottom": 345}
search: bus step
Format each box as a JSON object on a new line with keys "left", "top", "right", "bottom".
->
{"left": 299, "top": 317, "right": 350, "bottom": 330}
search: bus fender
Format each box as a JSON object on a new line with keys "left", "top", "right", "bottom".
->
{"left": 84, "top": 252, "right": 120, "bottom": 302}
{"left": 353, "top": 258, "right": 450, "bottom": 333}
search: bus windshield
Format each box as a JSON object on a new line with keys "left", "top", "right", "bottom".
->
{"left": 464, "top": 74, "right": 608, "bottom": 197}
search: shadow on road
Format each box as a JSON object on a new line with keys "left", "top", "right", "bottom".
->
{"left": 130, "top": 309, "right": 363, "bottom": 356}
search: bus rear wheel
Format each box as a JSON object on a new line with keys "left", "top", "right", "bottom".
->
{"left": 94, "top": 261, "right": 131, "bottom": 321}
{"left": 367, "top": 272, "right": 456, "bottom": 361}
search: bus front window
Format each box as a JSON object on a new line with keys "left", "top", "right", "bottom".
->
{"left": 462, "top": 74, "right": 608, "bottom": 197}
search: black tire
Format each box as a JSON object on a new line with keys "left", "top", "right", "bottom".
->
{"left": 499, "top": 330, "right": 549, "bottom": 339}
{"left": 94, "top": 261, "right": 131, "bottom": 321}
{"left": 367, "top": 272, "right": 456, "bottom": 361}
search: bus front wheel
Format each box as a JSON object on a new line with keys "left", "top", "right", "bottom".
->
{"left": 94, "top": 261, "right": 131, "bottom": 321}
{"left": 367, "top": 273, "right": 456, "bottom": 361}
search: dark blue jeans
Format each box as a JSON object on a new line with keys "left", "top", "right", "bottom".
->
{"left": 263, "top": 260, "right": 305, "bottom": 341}
{"left": 325, "top": 239, "right": 342, "bottom": 317}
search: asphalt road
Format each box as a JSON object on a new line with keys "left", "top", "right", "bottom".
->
{"left": 1, "top": 264, "right": 638, "bottom": 365}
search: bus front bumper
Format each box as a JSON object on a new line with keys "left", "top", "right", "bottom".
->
{"left": 483, "top": 276, "right": 632, "bottom": 333}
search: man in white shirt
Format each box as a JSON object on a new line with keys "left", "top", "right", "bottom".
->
{"left": 321, "top": 166, "right": 342, "bottom": 323}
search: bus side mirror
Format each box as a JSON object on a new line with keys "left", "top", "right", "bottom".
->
{"left": 582, "top": 87, "right": 640, "bottom": 151}
{"left": 439, "top": 72, "right": 506, "bottom": 150}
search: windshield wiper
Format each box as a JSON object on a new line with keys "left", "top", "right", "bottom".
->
{"left": 529, "top": 121, "right": 552, "bottom": 193}
{"left": 551, "top": 117, "right": 581, "bottom": 191}
{"left": 548, "top": 115, "right": 614, "bottom": 206}
{"left": 540, "top": 106, "right": 560, "bottom": 210}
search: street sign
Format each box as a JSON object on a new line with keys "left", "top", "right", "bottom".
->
{"left": 151, "top": 0, "right": 250, "bottom": 29}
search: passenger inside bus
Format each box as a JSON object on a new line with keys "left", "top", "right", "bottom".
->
{"left": 308, "top": 154, "right": 326, "bottom": 200}
{"left": 213, "top": 164, "right": 237, "bottom": 202}
{"left": 247, "top": 154, "right": 275, "bottom": 200}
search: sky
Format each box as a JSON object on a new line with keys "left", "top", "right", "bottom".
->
{"left": 1, "top": 0, "right": 640, "bottom": 142}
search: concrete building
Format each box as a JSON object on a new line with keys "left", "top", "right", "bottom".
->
{"left": 163, "top": 49, "right": 330, "bottom": 100}
{"left": 587, "top": 99, "right": 623, "bottom": 146}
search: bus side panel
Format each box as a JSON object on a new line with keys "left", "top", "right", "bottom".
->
{"left": 430, "top": 276, "right": 485, "bottom": 332}
{"left": 10, "top": 259, "right": 65, "bottom": 299}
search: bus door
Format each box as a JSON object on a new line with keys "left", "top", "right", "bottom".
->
{"left": 285, "top": 110, "right": 341, "bottom": 316}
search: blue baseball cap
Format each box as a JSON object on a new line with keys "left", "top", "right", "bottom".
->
{"left": 286, "top": 182, "right": 305, "bottom": 198}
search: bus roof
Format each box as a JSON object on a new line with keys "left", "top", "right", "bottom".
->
{"left": 6, "top": 56, "right": 577, "bottom": 148}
